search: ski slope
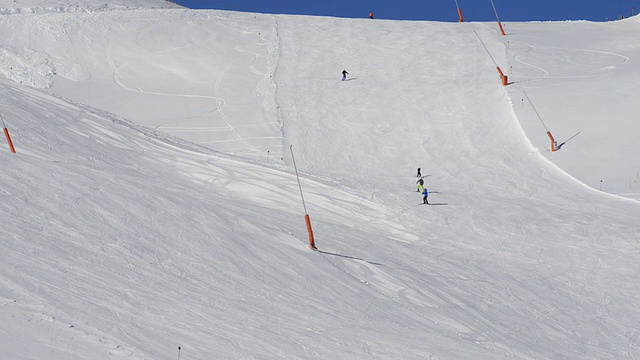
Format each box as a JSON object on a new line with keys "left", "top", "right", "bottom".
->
{"left": 0, "top": 0, "right": 181, "bottom": 14}
{"left": 504, "top": 19, "right": 640, "bottom": 200}
{"left": 0, "top": 2, "right": 639, "bottom": 359}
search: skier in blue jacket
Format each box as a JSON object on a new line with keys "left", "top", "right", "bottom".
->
{"left": 422, "top": 187, "right": 429, "bottom": 204}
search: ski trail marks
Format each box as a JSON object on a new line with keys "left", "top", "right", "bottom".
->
{"left": 211, "top": 63, "right": 259, "bottom": 154}
{"left": 508, "top": 40, "right": 628, "bottom": 84}
{"left": 104, "top": 16, "right": 281, "bottom": 158}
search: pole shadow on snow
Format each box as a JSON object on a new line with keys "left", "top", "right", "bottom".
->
{"left": 318, "top": 250, "right": 384, "bottom": 266}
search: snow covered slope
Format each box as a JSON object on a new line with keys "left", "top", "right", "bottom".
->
{"left": 0, "top": 5, "right": 639, "bottom": 360}
{"left": 0, "top": 0, "right": 181, "bottom": 14}
{"left": 505, "top": 18, "right": 640, "bottom": 200}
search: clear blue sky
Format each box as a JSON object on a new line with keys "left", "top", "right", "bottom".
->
{"left": 172, "top": 0, "right": 638, "bottom": 22}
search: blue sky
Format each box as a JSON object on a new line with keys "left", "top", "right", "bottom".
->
{"left": 173, "top": 1, "right": 638, "bottom": 22}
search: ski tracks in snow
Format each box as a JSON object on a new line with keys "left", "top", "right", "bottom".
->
{"left": 507, "top": 40, "right": 628, "bottom": 84}
{"left": 105, "top": 14, "right": 281, "bottom": 159}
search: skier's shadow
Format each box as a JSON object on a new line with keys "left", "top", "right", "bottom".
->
{"left": 318, "top": 250, "right": 383, "bottom": 266}
{"left": 344, "top": 77, "right": 358, "bottom": 82}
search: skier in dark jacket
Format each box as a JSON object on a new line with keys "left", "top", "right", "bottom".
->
{"left": 416, "top": 178, "right": 424, "bottom": 192}
{"left": 342, "top": 70, "right": 349, "bottom": 81}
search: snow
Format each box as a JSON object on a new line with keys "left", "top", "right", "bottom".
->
{"left": 0, "top": 1, "right": 639, "bottom": 358}
{"left": 0, "top": 0, "right": 181, "bottom": 14}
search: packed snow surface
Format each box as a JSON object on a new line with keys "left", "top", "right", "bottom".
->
{"left": 0, "top": 1, "right": 639, "bottom": 359}
{"left": 0, "top": 0, "right": 181, "bottom": 14}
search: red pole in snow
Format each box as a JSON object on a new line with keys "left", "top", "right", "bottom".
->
{"left": 454, "top": 0, "right": 464, "bottom": 22}
{"left": 546, "top": 131, "right": 557, "bottom": 152}
{"left": 290, "top": 145, "right": 317, "bottom": 250}
{"left": 489, "top": 0, "right": 506, "bottom": 36}
{"left": 474, "top": 31, "right": 508, "bottom": 86}
{"left": 1, "top": 114, "right": 16, "bottom": 153}
{"left": 3, "top": 128, "right": 15, "bottom": 153}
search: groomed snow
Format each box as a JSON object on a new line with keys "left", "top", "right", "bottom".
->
{"left": 0, "top": 0, "right": 181, "bottom": 14}
{"left": 0, "top": 2, "right": 639, "bottom": 359}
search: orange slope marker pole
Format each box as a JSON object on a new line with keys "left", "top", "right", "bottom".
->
{"left": 290, "top": 145, "right": 317, "bottom": 250}
{"left": 547, "top": 131, "right": 557, "bottom": 152}
{"left": 454, "top": 0, "right": 464, "bottom": 22}
{"left": 497, "top": 21, "right": 506, "bottom": 36}
{"left": 489, "top": 0, "right": 506, "bottom": 36}
{"left": 3, "top": 128, "right": 15, "bottom": 153}
{"left": 1, "top": 114, "right": 16, "bottom": 153}
{"left": 496, "top": 66, "right": 508, "bottom": 85}
{"left": 524, "top": 91, "right": 557, "bottom": 152}
{"left": 474, "top": 31, "right": 509, "bottom": 86}
{"left": 304, "top": 214, "right": 315, "bottom": 248}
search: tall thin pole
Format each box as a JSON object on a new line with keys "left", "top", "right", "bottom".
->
{"left": 290, "top": 145, "right": 308, "bottom": 214}
{"left": 489, "top": 0, "right": 506, "bottom": 36}
{"left": 523, "top": 91, "right": 558, "bottom": 151}
{"left": 454, "top": 0, "right": 464, "bottom": 22}
{"left": 474, "top": 30, "right": 508, "bottom": 85}
{"left": 289, "top": 145, "right": 317, "bottom": 249}
{"left": 489, "top": 0, "right": 501, "bottom": 23}
{"left": 474, "top": 31, "right": 498, "bottom": 67}
{"left": 523, "top": 91, "right": 549, "bottom": 132}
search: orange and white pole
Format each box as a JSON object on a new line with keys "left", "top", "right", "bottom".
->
{"left": 454, "top": 0, "right": 464, "bottom": 22}
{"left": 489, "top": 0, "right": 506, "bottom": 36}
{"left": 524, "top": 91, "right": 558, "bottom": 152}
{"left": 474, "top": 31, "right": 509, "bottom": 86}
{"left": 290, "top": 144, "right": 317, "bottom": 250}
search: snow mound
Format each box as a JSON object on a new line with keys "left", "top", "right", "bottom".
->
{"left": 0, "top": 47, "right": 55, "bottom": 88}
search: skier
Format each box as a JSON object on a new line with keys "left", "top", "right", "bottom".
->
{"left": 416, "top": 178, "right": 424, "bottom": 192}
{"left": 369, "top": 12, "right": 374, "bottom": 19}
{"left": 416, "top": 167, "right": 421, "bottom": 178}
{"left": 342, "top": 69, "right": 349, "bottom": 81}
{"left": 422, "top": 187, "right": 429, "bottom": 205}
